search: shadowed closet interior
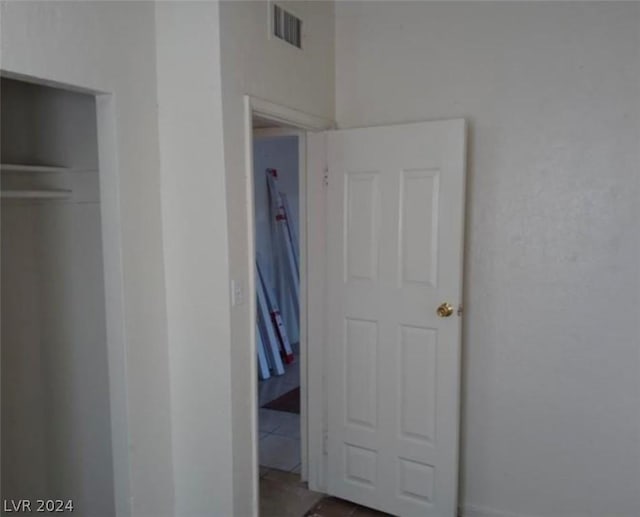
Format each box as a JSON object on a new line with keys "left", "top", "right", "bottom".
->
{"left": 1, "top": 77, "right": 114, "bottom": 516}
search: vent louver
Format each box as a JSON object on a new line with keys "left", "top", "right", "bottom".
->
{"left": 273, "top": 4, "right": 302, "bottom": 49}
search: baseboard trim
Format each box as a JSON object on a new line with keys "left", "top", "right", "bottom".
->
{"left": 460, "top": 503, "right": 539, "bottom": 517}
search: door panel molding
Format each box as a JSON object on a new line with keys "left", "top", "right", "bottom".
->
{"left": 325, "top": 120, "right": 466, "bottom": 517}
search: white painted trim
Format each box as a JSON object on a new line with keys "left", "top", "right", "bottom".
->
{"left": 253, "top": 127, "right": 304, "bottom": 139}
{"left": 250, "top": 96, "right": 334, "bottom": 132}
{"left": 243, "top": 96, "right": 260, "bottom": 517}
{"left": 96, "top": 93, "right": 132, "bottom": 517}
{"left": 297, "top": 132, "right": 309, "bottom": 482}
{"left": 460, "top": 503, "right": 542, "bottom": 517}
{"left": 304, "top": 132, "right": 328, "bottom": 494}
{"left": 245, "top": 95, "right": 333, "bottom": 513}
{"left": 0, "top": 69, "right": 104, "bottom": 95}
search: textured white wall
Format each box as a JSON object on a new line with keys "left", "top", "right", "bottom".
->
{"left": 154, "top": 2, "right": 233, "bottom": 516}
{"left": 335, "top": 2, "right": 640, "bottom": 517}
{"left": 219, "top": 1, "right": 335, "bottom": 514}
{"left": 0, "top": 2, "right": 174, "bottom": 515}
{"left": 254, "top": 135, "right": 300, "bottom": 342}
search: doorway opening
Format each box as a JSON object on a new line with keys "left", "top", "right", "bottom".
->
{"left": 250, "top": 121, "right": 323, "bottom": 517}
{"left": 254, "top": 130, "right": 304, "bottom": 476}
{"left": 245, "top": 97, "right": 332, "bottom": 516}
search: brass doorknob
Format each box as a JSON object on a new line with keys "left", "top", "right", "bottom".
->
{"left": 437, "top": 302, "right": 454, "bottom": 318}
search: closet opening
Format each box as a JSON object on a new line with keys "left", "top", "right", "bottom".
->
{"left": 1, "top": 75, "right": 128, "bottom": 516}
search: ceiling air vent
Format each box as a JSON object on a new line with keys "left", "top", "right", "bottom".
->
{"left": 273, "top": 3, "right": 302, "bottom": 49}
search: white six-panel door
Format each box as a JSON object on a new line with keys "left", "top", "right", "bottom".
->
{"left": 326, "top": 120, "right": 466, "bottom": 517}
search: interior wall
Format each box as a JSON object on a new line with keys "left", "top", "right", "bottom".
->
{"left": 334, "top": 2, "right": 640, "bottom": 517}
{"left": 38, "top": 201, "right": 113, "bottom": 517}
{"left": 254, "top": 135, "right": 300, "bottom": 343}
{"left": 0, "top": 2, "right": 174, "bottom": 515}
{"left": 219, "top": 1, "right": 335, "bottom": 514}
{"left": 1, "top": 204, "right": 48, "bottom": 502}
{"left": 154, "top": 2, "right": 233, "bottom": 516}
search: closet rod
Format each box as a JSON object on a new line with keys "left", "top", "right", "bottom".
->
{"left": 1, "top": 189, "right": 72, "bottom": 199}
{"left": 0, "top": 163, "right": 72, "bottom": 174}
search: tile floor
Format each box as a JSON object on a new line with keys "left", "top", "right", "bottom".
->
{"left": 258, "top": 349, "right": 301, "bottom": 473}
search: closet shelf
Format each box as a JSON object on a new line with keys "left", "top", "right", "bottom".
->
{"left": 1, "top": 189, "right": 72, "bottom": 199}
{"left": 1, "top": 163, "right": 72, "bottom": 173}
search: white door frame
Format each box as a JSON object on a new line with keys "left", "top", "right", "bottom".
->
{"left": 95, "top": 93, "right": 132, "bottom": 517}
{"left": 244, "top": 96, "right": 333, "bottom": 505}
